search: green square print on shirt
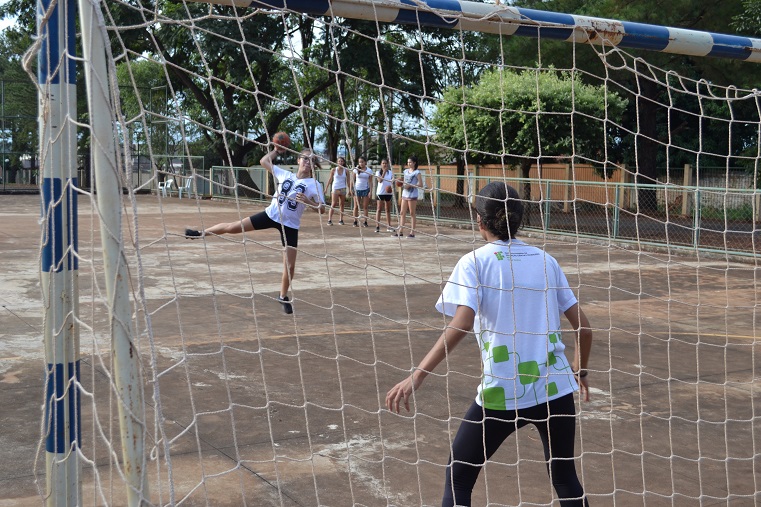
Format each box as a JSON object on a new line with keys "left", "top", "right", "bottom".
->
{"left": 481, "top": 386, "right": 507, "bottom": 410}
{"left": 492, "top": 345, "right": 510, "bottom": 363}
{"left": 518, "top": 361, "right": 540, "bottom": 385}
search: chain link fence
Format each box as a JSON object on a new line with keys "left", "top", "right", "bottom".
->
{"left": 198, "top": 164, "right": 759, "bottom": 257}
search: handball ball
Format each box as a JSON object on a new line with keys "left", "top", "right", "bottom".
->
{"left": 273, "top": 131, "right": 291, "bottom": 151}
{"left": 396, "top": 180, "right": 404, "bottom": 187}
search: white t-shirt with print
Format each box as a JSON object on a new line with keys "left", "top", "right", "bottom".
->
{"left": 376, "top": 169, "right": 393, "bottom": 196}
{"left": 353, "top": 167, "right": 373, "bottom": 191}
{"left": 265, "top": 165, "right": 325, "bottom": 230}
{"left": 435, "top": 239, "right": 579, "bottom": 410}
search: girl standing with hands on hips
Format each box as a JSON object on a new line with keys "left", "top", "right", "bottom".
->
{"left": 393, "top": 155, "right": 424, "bottom": 238}
{"left": 351, "top": 156, "right": 373, "bottom": 227}
{"left": 386, "top": 182, "right": 592, "bottom": 506}
{"left": 185, "top": 141, "right": 325, "bottom": 315}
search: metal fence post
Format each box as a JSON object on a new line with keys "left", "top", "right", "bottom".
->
{"left": 543, "top": 181, "right": 552, "bottom": 230}
{"left": 613, "top": 185, "right": 621, "bottom": 239}
{"left": 693, "top": 189, "right": 701, "bottom": 248}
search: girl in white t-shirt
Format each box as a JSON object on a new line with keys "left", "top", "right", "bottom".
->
{"left": 393, "top": 155, "right": 424, "bottom": 238}
{"left": 325, "top": 156, "right": 351, "bottom": 225}
{"left": 386, "top": 182, "right": 593, "bottom": 506}
{"left": 351, "top": 156, "right": 373, "bottom": 227}
{"left": 373, "top": 158, "right": 394, "bottom": 233}
{"left": 184, "top": 144, "right": 325, "bottom": 315}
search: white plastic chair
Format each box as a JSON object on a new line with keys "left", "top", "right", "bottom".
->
{"left": 158, "top": 178, "right": 174, "bottom": 197}
{"left": 178, "top": 177, "right": 194, "bottom": 199}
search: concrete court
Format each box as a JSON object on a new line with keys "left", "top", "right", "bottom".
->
{"left": 0, "top": 193, "right": 759, "bottom": 506}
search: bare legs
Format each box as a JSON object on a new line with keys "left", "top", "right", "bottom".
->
{"left": 200, "top": 218, "right": 298, "bottom": 303}
{"left": 353, "top": 195, "right": 370, "bottom": 225}
{"left": 375, "top": 199, "right": 392, "bottom": 230}
{"left": 203, "top": 218, "right": 255, "bottom": 236}
{"left": 328, "top": 191, "right": 346, "bottom": 223}
{"left": 281, "top": 247, "right": 298, "bottom": 298}
{"left": 396, "top": 199, "right": 417, "bottom": 236}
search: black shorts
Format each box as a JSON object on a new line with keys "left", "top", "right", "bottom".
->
{"left": 377, "top": 194, "right": 392, "bottom": 202}
{"left": 249, "top": 211, "right": 299, "bottom": 248}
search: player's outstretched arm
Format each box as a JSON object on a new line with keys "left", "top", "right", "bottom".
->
{"left": 386, "top": 305, "right": 475, "bottom": 413}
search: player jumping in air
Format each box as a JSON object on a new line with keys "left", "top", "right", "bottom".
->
{"left": 185, "top": 143, "right": 325, "bottom": 314}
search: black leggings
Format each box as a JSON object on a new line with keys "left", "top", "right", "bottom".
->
{"left": 442, "top": 393, "right": 588, "bottom": 507}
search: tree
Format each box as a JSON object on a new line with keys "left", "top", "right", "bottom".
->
{"left": 0, "top": 28, "right": 37, "bottom": 183}
{"left": 293, "top": 18, "right": 503, "bottom": 164}
{"left": 507, "top": 0, "right": 761, "bottom": 209}
{"left": 431, "top": 68, "right": 627, "bottom": 211}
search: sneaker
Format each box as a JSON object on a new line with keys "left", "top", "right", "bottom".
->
{"left": 277, "top": 295, "right": 293, "bottom": 314}
{"left": 375, "top": 226, "right": 380, "bottom": 233}
{"left": 407, "top": 234, "right": 416, "bottom": 238}
{"left": 363, "top": 221, "right": 369, "bottom": 227}
{"left": 386, "top": 227, "right": 395, "bottom": 232}
{"left": 327, "top": 220, "right": 333, "bottom": 226}
{"left": 185, "top": 228, "right": 203, "bottom": 239}
{"left": 338, "top": 220, "right": 345, "bottom": 225}
{"left": 353, "top": 221, "right": 359, "bottom": 227}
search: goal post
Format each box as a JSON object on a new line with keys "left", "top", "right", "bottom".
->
{"left": 38, "top": 0, "right": 81, "bottom": 503}
{"left": 30, "top": 0, "right": 761, "bottom": 505}
{"left": 207, "top": 0, "right": 761, "bottom": 63}
{"left": 77, "top": 0, "right": 148, "bottom": 504}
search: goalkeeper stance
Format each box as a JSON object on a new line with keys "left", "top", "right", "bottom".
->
{"left": 185, "top": 143, "right": 325, "bottom": 314}
{"left": 386, "top": 182, "right": 593, "bottom": 506}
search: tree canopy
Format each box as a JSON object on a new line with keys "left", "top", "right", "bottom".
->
{"left": 0, "top": 0, "right": 758, "bottom": 195}
{"left": 431, "top": 68, "right": 627, "bottom": 168}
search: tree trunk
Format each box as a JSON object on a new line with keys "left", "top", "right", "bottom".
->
{"left": 520, "top": 159, "right": 533, "bottom": 226}
{"left": 454, "top": 155, "right": 466, "bottom": 208}
{"left": 635, "top": 71, "right": 660, "bottom": 213}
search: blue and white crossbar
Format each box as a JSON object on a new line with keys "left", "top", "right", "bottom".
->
{"left": 204, "top": 0, "right": 761, "bottom": 63}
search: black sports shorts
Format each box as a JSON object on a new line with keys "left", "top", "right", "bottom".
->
{"left": 249, "top": 211, "right": 299, "bottom": 248}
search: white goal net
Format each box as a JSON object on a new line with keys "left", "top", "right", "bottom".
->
{"left": 20, "top": 0, "right": 761, "bottom": 506}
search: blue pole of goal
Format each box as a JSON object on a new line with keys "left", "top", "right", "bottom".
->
{"left": 235, "top": 0, "right": 761, "bottom": 63}
{"left": 38, "top": 0, "right": 81, "bottom": 503}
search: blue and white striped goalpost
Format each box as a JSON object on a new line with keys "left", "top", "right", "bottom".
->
{"left": 38, "top": 0, "right": 81, "bottom": 503}
{"left": 39, "top": 0, "right": 148, "bottom": 503}
{"left": 205, "top": 0, "right": 761, "bottom": 63}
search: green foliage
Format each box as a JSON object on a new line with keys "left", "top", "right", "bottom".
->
{"left": 431, "top": 68, "right": 627, "bottom": 167}
{"left": 660, "top": 77, "right": 760, "bottom": 170}
{"left": 0, "top": 30, "right": 37, "bottom": 168}
{"left": 298, "top": 20, "right": 501, "bottom": 162}
{"left": 732, "top": 0, "right": 761, "bottom": 36}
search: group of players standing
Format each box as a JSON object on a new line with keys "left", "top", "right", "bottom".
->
{"left": 324, "top": 154, "right": 424, "bottom": 238}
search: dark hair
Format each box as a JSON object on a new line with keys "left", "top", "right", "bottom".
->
{"left": 475, "top": 182, "right": 523, "bottom": 240}
{"left": 407, "top": 155, "right": 418, "bottom": 169}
